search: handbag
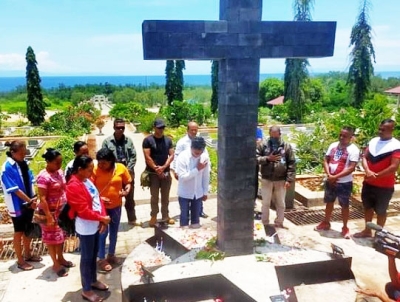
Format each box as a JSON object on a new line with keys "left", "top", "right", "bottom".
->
{"left": 140, "top": 169, "right": 151, "bottom": 188}
{"left": 25, "top": 208, "right": 42, "bottom": 238}
{"left": 58, "top": 203, "right": 75, "bottom": 235}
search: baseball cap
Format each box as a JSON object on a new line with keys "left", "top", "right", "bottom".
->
{"left": 153, "top": 118, "right": 166, "bottom": 128}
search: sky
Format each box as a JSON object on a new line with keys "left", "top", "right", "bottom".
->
{"left": 0, "top": 0, "right": 399, "bottom": 77}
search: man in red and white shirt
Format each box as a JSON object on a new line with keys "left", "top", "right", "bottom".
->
{"left": 354, "top": 119, "right": 400, "bottom": 238}
{"left": 314, "top": 126, "right": 359, "bottom": 239}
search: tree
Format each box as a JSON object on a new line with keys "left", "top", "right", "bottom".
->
{"left": 174, "top": 60, "right": 185, "bottom": 102}
{"left": 259, "top": 78, "right": 284, "bottom": 107}
{"left": 25, "top": 46, "right": 46, "bottom": 126}
{"left": 165, "top": 60, "right": 175, "bottom": 105}
{"left": 347, "top": 0, "right": 375, "bottom": 108}
{"left": 210, "top": 60, "right": 219, "bottom": 114}
{"left": 283, "top": 0, "right": 314, "bottom": 123}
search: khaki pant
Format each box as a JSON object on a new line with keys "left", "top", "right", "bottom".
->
{"left": 260, "top": 179, "right": 286, "bottom": 225}
{"left": 149, "top": 173, "right": 172, "bottom": 219}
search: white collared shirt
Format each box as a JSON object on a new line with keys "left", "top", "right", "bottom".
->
{"left": 172, "top": 134, "right": 210, "bottom": 171}
{"left": 176, "top": 149, "right": 210, "bottom": 199}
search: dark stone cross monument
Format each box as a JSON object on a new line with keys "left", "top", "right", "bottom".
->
{"left": 142, "top": 0, "right": 336, "bottom": 256}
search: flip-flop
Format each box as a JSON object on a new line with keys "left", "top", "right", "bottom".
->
{"left": 353, "top": 231, "right": 372, "bottom": 238}
{"left": 25, "top": 255, "right": 43, "bottom": 262}
{"left": 17, "top": 262, "right": 34, "bottom": 271}
{"left": 61, "top": 261, "right": 75, "bottom": 268}
{"left": 56, "top": 267, "right": 69, "bottom": 277}
{"left": 91, "top": 281, "right": 109, "bottom": 291}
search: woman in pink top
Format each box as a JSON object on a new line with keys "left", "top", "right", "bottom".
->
{"left": 37, "top": 148, "right": 74, "bottom": 278}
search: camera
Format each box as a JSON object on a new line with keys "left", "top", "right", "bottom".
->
{"left": 367, "top": 222, "right": 400, "bottom": 258}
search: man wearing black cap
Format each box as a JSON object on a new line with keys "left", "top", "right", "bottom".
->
{"left": 142, "top": 118, "right": 175, "bottom": 227}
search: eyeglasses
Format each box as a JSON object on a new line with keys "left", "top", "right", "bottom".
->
{"left": 115, "top": 127, "right": 125, "bottom": 131}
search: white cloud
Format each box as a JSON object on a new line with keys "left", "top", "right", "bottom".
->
{"left": 0, "top": 53, "right": 25, "bottom": 70}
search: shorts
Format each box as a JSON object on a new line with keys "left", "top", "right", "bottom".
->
{"left": 361, "top": 182, "right": 394, "bottom": 215}
{"left": 11, "top": 208, "right": 34, "bottom": 233}
{"left": 324, "top": 181, "right": 353, "bottom": 207}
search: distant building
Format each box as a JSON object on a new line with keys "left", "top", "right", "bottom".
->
{"left": 90, "top": 95, "right": 108, "bottom": 102}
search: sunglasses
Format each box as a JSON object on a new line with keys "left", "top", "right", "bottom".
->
{"left": 115, "top": 127, "right": 125, "bottom": 130}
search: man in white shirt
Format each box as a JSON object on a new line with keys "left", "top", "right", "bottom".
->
{"left": 173, "top": 121, "right": 210, "bottom": 218}
{"left": 314, "top": 126, "right": 360, "bottom": 239}
{"left": 176, "top": 137, "right": 210, "bottom": 228}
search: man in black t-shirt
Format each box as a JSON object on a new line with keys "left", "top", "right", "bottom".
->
{"left": 142, "top": 118, "right": 175, "bottom": 227}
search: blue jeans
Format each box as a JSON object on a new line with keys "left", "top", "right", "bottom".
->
{"left": 79, "top": 231, "right": 99, "bottom": 291}
{"left": 98, "top": 206, "right": 121, "bottom": 259}
{"left": 179, "top": 197, "right": 201, "bottom": 226}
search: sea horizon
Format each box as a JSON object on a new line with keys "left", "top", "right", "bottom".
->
{"left": 1, "top": 71, "right": 400, "bottom": 93}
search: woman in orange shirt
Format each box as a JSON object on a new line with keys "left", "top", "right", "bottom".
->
{"left": 91, "top": 148, "right": 132, "bottom": 272}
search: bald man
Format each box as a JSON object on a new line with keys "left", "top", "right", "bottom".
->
{"left": 172, "top": 121, "right": 210, "bottom": 218}
{"left": 354, "top": 119, "right": 400, "bottom": 238}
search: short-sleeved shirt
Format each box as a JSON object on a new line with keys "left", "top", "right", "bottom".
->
{"left": 325, "top": 142, "right": 360, "bottom": 183}
{"left": 91, "top": 163, "right": 132, "bottom": 209}
{"left": 142, "top": 135, "right": 173, "bottom": 172}
{"left": 36, "top": 169, "right": 67, "bottom": 211}
{"left": 256, "top": 128, "right": 263, "bottom": 140}
{"left": 365, "top": 137, "right": 400, "bottom": 188}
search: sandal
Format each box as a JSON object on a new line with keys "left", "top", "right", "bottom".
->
{"left": 56, "top": 267, "right": 69, "bottom": 277}
{"left": 82, "top": 292, "right": 104, "bottom": 302}
{"left": 97, "top": 259, "right": 112, "bottom": 272}
{"left": 25, "top": 255, "right": 42, "bottom": 262}
{"left": 61, "top": 260, "right": 75, "bottom": 268}
{"left": 353, "top": 230, "right": 372, "bottom": 238}
{"left": 91, "top": 281, "right": 109, "bottom": 291}
{"left": 106, "top": 255, "right": 121, "bottom": 265}
{"left": 17, "top": 262, "right": 34, "bottom": 271}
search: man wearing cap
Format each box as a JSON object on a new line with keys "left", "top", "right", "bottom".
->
{"left": 102, "top": 118, "right": 138, "bottom": 226}
{"left": 142, "top": 118, "right": 175, "bottom": 227}
{"left": 172, "top": 121, "right": 210, "bottom": 218}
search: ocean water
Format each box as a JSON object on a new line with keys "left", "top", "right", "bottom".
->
{"left": 0, "top": 71, "right": 399, "bottom": 93}
{"left": 0, "top": 73, "right": 282, "bottom": 92}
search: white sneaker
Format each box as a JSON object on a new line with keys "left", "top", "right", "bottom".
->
{"left": 190, "top": 223, "right": 201, "bottom": 229}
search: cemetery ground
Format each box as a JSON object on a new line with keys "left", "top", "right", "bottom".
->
{"left": 0, "top": 115, "right": 399, "bottom": 301}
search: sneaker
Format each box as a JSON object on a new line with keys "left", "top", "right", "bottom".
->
{"left": 200, "top": 212, "right": 209, "bottom": 218}
{"left": 190, "top": 223, "right": 201, "bottom": 229}
{"left": 162, "top": 217, "right": 175, "bottom": 225}
{"left": 128, "top": 220, "right": 142, "bottom": 227}
{"left": 314, "top": 221, "right": 331, "bottom": 231}
{"left": 149, "top": 216, "right": 157, "bottom": 227}
{"left": 341, "top": 227, "right": 351, "bottom": 239}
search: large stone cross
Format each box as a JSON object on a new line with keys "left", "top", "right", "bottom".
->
{"left": 142, "top": 0, "right": 336, "bottom": 256}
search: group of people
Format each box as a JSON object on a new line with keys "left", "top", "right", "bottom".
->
{"left": 257, "top": 119, "right": 400, "bottom": 302}
{"left": 0, "top": 117, "right": 211, "bottom": 302}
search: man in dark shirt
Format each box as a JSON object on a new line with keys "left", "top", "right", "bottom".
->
{"left": 102, "top": 118, "right": 138, "bottom": 225}
{"left": 142, "top": 118, "right": 175, "bottom": 227}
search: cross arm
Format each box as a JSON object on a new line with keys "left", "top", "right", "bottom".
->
{"left": 142, "top": 20, "right": 336, "bottom": 60}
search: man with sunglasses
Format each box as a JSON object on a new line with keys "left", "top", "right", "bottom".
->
{"left": 102, "top": 118, "right": 138, "bottom": 226}
{"left": 142, "top": 118, "right": 175, "bottom": 227}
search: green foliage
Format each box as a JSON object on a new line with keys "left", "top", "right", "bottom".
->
{"left": 48, "top": 137, "right": 77, "bottom": 170}
{"left": 161, "top": 101, "right": 211, "bottom": 128}
{"left": 25, "top": 46, "right": 46, "bottom": 126}
{"left": 259, "top": 78, "right": 284, "bottom": 107}
{"left": 211, "top": 60, "right": 219, "bottom": 114}
{"left": 195, "top": 237, "right": 225, "bottom": 261}
{"left": 347, "top": 0, "right": 375, "bottom": 108}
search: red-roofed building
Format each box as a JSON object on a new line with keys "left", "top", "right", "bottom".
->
{"left": 385, "top": 86, "right": 400, "bottom": 108}
{"left": 267, "top": 95, "right": 284, "bottom": 106}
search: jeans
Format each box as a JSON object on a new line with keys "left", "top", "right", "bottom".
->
{"left": 79, "top": 231, "right": 100, "bottom": 292}
{"left": 98, "top": 206, "right": 121, "bottom": 259}
{"left": 199, "top": 200, "right": 204, "bottom": 216}
{"left": 260, "top": 179, "right": 286, "bottom": 225}
{"left": 179, "top": 197, "right": 201, "bottom": 226}
{"left": 149, "top": 173, "right": 172, "bottom": 219}
{"left": 125, "top": 170, "right": 136, "bottom": 222}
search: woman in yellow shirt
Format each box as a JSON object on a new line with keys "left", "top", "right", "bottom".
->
{"left": 91, "top": 148, "right": 132, "bottom": 272}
